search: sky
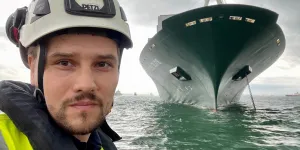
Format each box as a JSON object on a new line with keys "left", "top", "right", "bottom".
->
{"left": 0, "top": 0, "right": 299, "bottom": 96}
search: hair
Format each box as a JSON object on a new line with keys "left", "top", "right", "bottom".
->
{"left": 27, "top": 45, "right": 39, "bottom": 59}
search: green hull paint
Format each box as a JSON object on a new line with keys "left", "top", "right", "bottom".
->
{"left": 139, "top": 4, "right": 286, "bottom": 109}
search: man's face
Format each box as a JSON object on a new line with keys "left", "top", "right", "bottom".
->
{"left": 31, "top": 34, "right": 119, "bottom": 135}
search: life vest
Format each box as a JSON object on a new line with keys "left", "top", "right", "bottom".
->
{"left": 0, "top": 113, "right": 32, "bottom": 150}
{"left": 0, "top": 80, "right": 120, "bottom": 150}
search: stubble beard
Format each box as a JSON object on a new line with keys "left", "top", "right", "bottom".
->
{"left": 50, "top": 92, "right": 107, "bottom": 135}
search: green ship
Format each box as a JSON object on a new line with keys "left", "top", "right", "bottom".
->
{"left": 139, "top": 1, "right": 286, "bottom": 110}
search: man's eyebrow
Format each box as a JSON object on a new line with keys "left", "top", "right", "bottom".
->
{"left": 95, "top": 54, "right": 118, "bottom": 62}
{"left": 48, "top": 52, "right": 118, "bottom": 62}
{"left": 48, "top": 52, "right": 75, "bottom": 58}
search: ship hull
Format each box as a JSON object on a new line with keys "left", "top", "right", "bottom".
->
{"left": 140, "top": 4, "right": 286, "bottom": 110}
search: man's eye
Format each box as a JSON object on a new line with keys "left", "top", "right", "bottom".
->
{"left": 96, "top": 62, "right": 111, "bottom": 68}
{"left": 58, "top": 60, "right": 72, "bottom": 66}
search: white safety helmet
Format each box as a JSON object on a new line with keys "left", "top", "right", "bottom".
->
{"left": 6, "top": 0, "right": 133, "bottom": 68}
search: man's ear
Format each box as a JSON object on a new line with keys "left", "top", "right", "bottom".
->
{"left": 28, "top": 55, "right": 37, "bottom": 86}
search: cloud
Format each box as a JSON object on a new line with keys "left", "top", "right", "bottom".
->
{"left": 0, "top": 27, "right": 6, "bottom": 38}
{"left": 255, "top": 76, "right": 300, "bottom": 87}
{"left": 119, "top": 0, "right": 204, "bottom": 27}
{"left": 0, "top": 33, "right": 29, "bottom": 82}
{"left": 0, "top": 64, "right": 18, "bottom": 79}
{"left": 0, "top": 63, "right": 29, "bottom": 82}
{"left": 235, "top": 0, "right": 300, "bottom": 66}
{"left": 247, "top": 76, "right": 300, "bottom": 95}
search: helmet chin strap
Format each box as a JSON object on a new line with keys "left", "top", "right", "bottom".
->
{"left": 37, "top": 42, "right": 46, "bottom": 93}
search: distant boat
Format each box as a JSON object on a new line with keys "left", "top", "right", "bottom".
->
{"left": 134, "top": 92, "right": 137, "bottom": 96}
{"left": 285, "top": 92, "right": 300, "bottom": 96}
{"left": 115, "top": 90, "right": 122, "bottom": 96}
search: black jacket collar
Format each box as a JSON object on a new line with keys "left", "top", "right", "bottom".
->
{"left": 72, "top": 130, "right": 102, "bottom": 150}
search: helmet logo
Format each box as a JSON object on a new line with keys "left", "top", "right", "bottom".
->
{"left": 75, "top": 0, "right": 104, "bottom": 10}
{"left": 65, "top": 0, "right": 116, "bottom": 18}
{"left": 82, "top": 4, "right": 100, "bottom": 11}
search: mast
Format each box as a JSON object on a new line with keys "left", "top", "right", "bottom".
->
{"left": 204, "top": 0, "right": 226, "bottom": 6}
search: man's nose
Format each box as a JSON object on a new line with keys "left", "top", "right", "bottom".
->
{"left": 72, "top": 68, "right": 97, "bottom": 93}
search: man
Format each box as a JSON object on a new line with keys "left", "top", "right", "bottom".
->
{"left": 0, "top": 0, "right": 132, "bottom": 149}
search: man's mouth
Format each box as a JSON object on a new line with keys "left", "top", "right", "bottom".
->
{"left": 69, "top": 100, "right": 98, "bottom": 110}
